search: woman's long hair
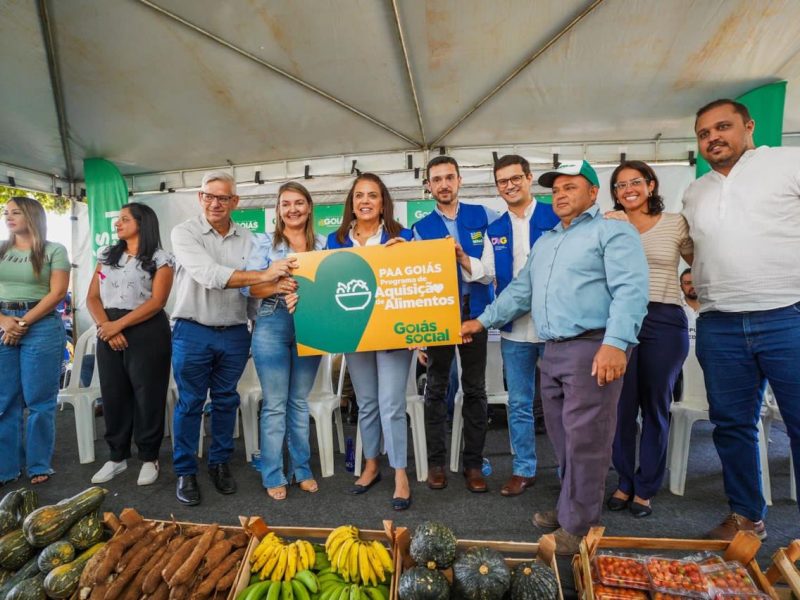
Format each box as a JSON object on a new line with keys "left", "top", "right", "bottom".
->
{"left": 334, "top": 173, "right": 404, "bottom": 244}
{"left": 102, "top": 203, "right": 163, "bottom": 277}
{"left": 273, "top": 181, "right": 317, "bottom": 252}
{"left": 0, "top": 196, "right": 48, "bottom": 278}
{"left": 610, "top": 160, "right": 665, "bottom": 215}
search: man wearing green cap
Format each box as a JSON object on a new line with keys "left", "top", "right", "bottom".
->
{"left": 462, "top": 160, "right": 649, "bottom": 554}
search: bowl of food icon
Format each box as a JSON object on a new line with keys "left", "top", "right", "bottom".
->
{"left": 335, "top": 280, "right": 372, "bottom": 311}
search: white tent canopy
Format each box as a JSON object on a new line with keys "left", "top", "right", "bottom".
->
{"left": 2, "top": 0, "right": 800, "bottom": 194}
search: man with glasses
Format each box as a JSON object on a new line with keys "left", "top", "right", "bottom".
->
{"left": 463, "top": 155, "right": 559, "bottom": 497}
{"left": 170, "top": 171, "right": 293, "bottom": 506}
{"left": 683, "top": 99, "right": 800, "bottom": 540}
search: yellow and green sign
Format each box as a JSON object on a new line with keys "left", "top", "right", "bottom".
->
{"left": 231, "top": 208, "right": 266, "bottom": 233}
{"left": 292, "top": 238, "right": 461, "bottom": 355}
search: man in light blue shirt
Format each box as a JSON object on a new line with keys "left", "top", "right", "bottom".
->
{"left": 462, "top": 160, "right": 649, "bottom": 555}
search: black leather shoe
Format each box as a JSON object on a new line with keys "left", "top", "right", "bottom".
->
{"left": 606, "top": 495, "right": 630, "bottom": 511}
{"left": 392, "top": 494, "right": 412, "bottom": 511}
{"left": 630, "top": 501, "right": 653, "bottom": 518}
{"left": 350, "top": 472, "right": 381, "bottom": 495}
{"left": 176, "top": 475, "right": 200, "bottom": 506}
{"left": 209, "top": 463, "right": 237, "bottom": 495}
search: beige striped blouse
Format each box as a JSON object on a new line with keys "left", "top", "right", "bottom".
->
{"left": 640, "top": 212, "right": 693, "bottom": 305}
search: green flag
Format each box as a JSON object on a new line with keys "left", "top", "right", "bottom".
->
{"left": 695, "top": 81, "right": 787, "bottom": 177}
{"left": 84, "top": 158, "right": 129, "bottom": 258}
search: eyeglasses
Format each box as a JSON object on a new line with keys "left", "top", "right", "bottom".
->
{"left": 496, "top": 174, "right": 526, "bottom": 189}
{"left": 200, "top": 192, "right": 236, "bottom": 205}
{"left": 613, "top": 177, "right": 647, "bottom": 191}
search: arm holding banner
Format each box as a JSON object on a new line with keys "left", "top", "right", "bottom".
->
{"left": 461, "top": 235, "right": 494, "bottom": 284}
{"left": 475, "top": 249, "right": 535, "bottom": 331}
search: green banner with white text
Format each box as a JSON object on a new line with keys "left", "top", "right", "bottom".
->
{"left": 313, "top": 204, "right": 345, "bottom": 236}
{"left": 84, "top": 158, "right": 128, "bottom": 258}
{"left": 231, "top": 208, "right": 266, "bottom": 233}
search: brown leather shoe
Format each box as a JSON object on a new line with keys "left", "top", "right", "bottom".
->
{"left": 426, "top": 465, "right": 448, "bottom": 490}
{"left": 463, "top": 468, "right": 488, "bottom": 493}
{"left": 553, "top": 527, "right": 582, "bottom": 556}
{"left": 532, "top": 510, "right": 560, "bottom": 530}
{"left": 500, "top": 475, "right": 536, "bottom": 496}
{"left": 707, "top": 513, "right": 767, "bottom": 541}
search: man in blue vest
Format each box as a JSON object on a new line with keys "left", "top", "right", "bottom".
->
{"left": 463, "top": 155, "right": 559, "bottom": 497}
{"left": 412, "top": 156, "right": 500, "bottom": 492}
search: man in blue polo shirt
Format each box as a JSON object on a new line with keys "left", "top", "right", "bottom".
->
{"left": 412, "top": 156, "right": 499, "bottom": 493}
{"left": 464, "top": 154, "right": 559, "bottom": 497}
{"left": 462, "top": 160, "right": 648, "bottom": 554}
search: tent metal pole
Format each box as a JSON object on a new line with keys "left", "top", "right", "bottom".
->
{"left": 36, "top": 0, "right": 74, "bottom": 182}
{"left": 429, "top": 0, "right": 605, "bottom": 147}
{"left": 390, "top": 0, "right": 426, "bottom": 146}
{"left": 136, "top": 0, "right": 423, "bottom": 149}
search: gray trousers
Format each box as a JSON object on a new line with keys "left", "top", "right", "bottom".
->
{"left": 541, "top": 337, "right": 629, "bottom": 536}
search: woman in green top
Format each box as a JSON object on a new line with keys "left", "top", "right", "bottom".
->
{"left": 0, "top": 197, "right": 70, "bottom": 485}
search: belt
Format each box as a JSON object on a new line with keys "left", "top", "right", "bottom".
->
{"left": 0, "top": 300, "right": 40, "bottom": 310}
{"left": 551, "top": 328, "right": 605, "bottom": 343}
{"left": 178, "top": 318, "right": 245, "bottom": 331}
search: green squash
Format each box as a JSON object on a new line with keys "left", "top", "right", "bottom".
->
{"left": 0, "top": 555, "right": 40, "bottom": 598}
{"left": 37, "top": 540, "right": 76, "bottom": 573}
{"left": 16, "top": 490, "right": 39, "bottom": 522}
{"left": 44, "top": 542, "right": 104, "bottom": 599}
{"left": 66, "top": 511, "right": 103, "bottom": 550}
{"left": 22, "top": 487, "right": 106, "bottom": 547}
{"left": 410, "top": 522, "right": 458, "bottom": 570}
{"left": 0, "top": 528, "right": 36, "bottom": 570}
{"left": 0, "top": 490, "right": 23, "bottom": 536}
{"left": 398, "top": 565, "right": 450, "bottom": 600}
{"left": 7, "top": 573, "right": 46, "bottom": 600}
{"left": 510, "top": 562, "right": 558, "bottom": 600}
{"left": 0, "top": 567, "right": 13, "bottom": 585}
{"left": 452, "top": 547, "right": 511, "bottom": 600}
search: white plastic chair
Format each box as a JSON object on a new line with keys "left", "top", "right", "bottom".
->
{"left": 761, "top": 386, "right": 797, "bottom": 502}
{"left": 57, "top": 327, "right": 100, "bottom": 464}
{"left": 237, "top": 358, "right": 262, "bottom": 462}
{"left": 449, "top": 341, "right": 514, "bottom": 472}
{"left": 308, "top": 354, "right": 345, "bottom": 477}
{"left": 354, "top": 351, "right": 428, "bottom": 482}
{"left": 667, "top": 352, "right": 771, "bottom": 503}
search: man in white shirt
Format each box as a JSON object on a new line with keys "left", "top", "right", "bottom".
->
{"left": 680, "top": 268, "right": 698, "bottom": 345}
{"left": 682, "top": 99, "right": 800, "bottom": 540}
{"left": 465, "top": 155, "right": 559, "bottom": 496}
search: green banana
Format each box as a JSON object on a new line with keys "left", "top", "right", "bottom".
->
{"left": 349, "top": 584, "right": 360, "bottom": 600}
{"left": 237, "top": 581, "right": 272, "bottom": 600}
{"left": 281, "top": 580, "right": 294, "bottom": 600}
{"left": 295, "top": 570, "right": 319, "bottom": 594}
{"left": 319, "top": 583, "right": 344, "bottom": 600}
{"left": 266, "top": 581, "right": 282, "bottom": 600}
{"left": 376, "top": 585, "right": 389, "bottom": 600}
{"left": 291, "top": 579, "right": 311, "bottom": 600}
{"left": 362, "top": 587, "right": 384, "bottom": 600}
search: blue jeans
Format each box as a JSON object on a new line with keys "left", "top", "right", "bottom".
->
{"left": 696, "top": 302, "right": 800, "bottom": 521}
{"left": 251, "top": 298, "right": 321, "bottom": 488}
{"left": 500, "top": 338, "right": 544, "bottom": 477}
{"left": 347, "top": 349, "right": 412, "bottom": 469}
{"left": 171, "top": 319, "right": 250, "bottom": 476}
{"left": 0, "top": 311, "right": 65, "bottom": 480}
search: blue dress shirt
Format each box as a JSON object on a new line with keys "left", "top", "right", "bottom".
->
{"left": 240, "top": 231, "right": 326, "bottom": 297}
{"left": 477, "top": 204, "right": 649, "bottom": 351}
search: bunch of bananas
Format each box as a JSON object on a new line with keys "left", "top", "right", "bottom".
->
{"left": 237, "top": 572, "right": 319, "bottom": 600}
{"left": 251, "top": 532, "right": 317, "bottom": 582}
{"left": 317, "top": 570, "right": 389, "bottom": 600}
{"left": 324, "top": 526, "right": 394, "bottom": 585}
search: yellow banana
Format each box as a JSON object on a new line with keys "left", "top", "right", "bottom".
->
{"left": 254, "top": 542, "right": 281, "bottom": 572}
{"left": 348, "top": 541, "right": 360, "bottom": 583}
{"left": 303, "top": 540, "right": 316, "bottom": 570}
{"left": 296, "top": 542, "right": 308, "bottom": 571}
{"left": 272, "top": 546, "right": 289, "bottom": 582}
{"left": 358, "top": 542, "right": 372, "bottom": 585}
{"left": 253, "top": 533, "right": 280, "bottom": 561}
{"left": 326, "top": 526, "right": 356, "bottom": 553}
{"left": 335, "top": 538, "right": 356, "bottom": 575}
{"left": 365, "top": 544, "right": 385, "bottom": 583}
{"left": 327, "top": 528, "right": 356, "bottom": 562}
{"left": 262, "top": 545, "right": 283, "bottom": 579}
{"left": 286, "top": 543, "right": 298, "bottom": 581}
{"left": 370, "top": 541, "right": 393, "bottom": 573}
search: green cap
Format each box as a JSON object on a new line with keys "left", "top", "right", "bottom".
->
{"left": 537, "top": 160, "right": 600, "bottom": 188}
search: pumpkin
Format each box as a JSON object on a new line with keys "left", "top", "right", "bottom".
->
{"left": 44, "top": 542, "right": 104, "bottom": 599}
{"left": 0, "top": 528, "right": 36, "bottom": 570}
{"left": 7, "top": 573, "right": 46, "bottom": 600}
{"left": 22, "top": 487, "right": 106, "bottom": 547}
{"left": 37, "top": 540, "right": 76, "bottom": 573}
{"left": 0, "top": 555, "right": 40, "bottom": 599}
{"left": 410, "top": 522, "right": 458, "bottom": 570}
{"left": 452, "top": 547, "right": 511, "bottom": 600}
{"left": 0, "top": 490, "right": 23, "bottom": 536}
{"left": 510, "top": 562, "right": 558, "bottom": 600}
{"left": 66, "top": 511, "right": 103, "bottom": 550}
{"left": 398, "top": 565, "right": 451, "bottom": 600}
{"left": 16, "top": 490, "right": 39, "bottom": 523}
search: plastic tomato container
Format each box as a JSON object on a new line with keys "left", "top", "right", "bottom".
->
{"left": 594, "top": 553, "right": 650, "bottom": 590}
{"left": 702, "top": 562, "right": 758, "bottom": 596}
{"left": 646, "top": 557, "right": 709, "bottom": 598}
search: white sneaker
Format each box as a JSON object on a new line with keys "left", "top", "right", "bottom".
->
{"left": 91, "top": 460, "right": 127, "bottom": 484}
{"left": 137, "top": 461, "right": 159, "bottom": 486}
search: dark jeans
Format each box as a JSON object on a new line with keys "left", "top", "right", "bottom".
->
{"left": 696, "top": 301, "right": 800, "bottom": 521}
{"left": 612, "top": 302, "right": 688, "bottom": 499}
{"left": 96, "top": 309, "right": 171, "bottom": 462}
{"left": 424, "top": 329, "right": 488, "bottom": 470}
{"left": 171, "top": 319, "right": 250, "bottom": 476}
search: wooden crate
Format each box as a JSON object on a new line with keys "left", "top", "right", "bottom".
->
{"left": 572, "top": 526, "right": 779, "bottom": 600}
{"left": 765, "top": 539, "right": 800, "bottom": 600}
{"left": 392, "top": 528, "right": 564, "bottom": 600}
{"left": 231, "top": 517, "right": 403, "bottom": 600}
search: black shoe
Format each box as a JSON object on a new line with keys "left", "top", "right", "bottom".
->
{"left": 606, "top": 495, "right": 630, "bottom": 511}
{"left": 392, "top": 494, "right": 412, "bottom": 511}
{"left": 208, "top": 463, "right": 237, "bottom": 495}
{"left": 350, "top": 472, "right": 381, "bottom": 495}
{"left": 630, "top": 501, "right": 652, "bottom": 518}
{"left": 176, "top": 475, "right": 200, "bottom": 506}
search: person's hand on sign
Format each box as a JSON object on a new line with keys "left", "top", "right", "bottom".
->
{"left": 417, "top": 350, "right": 428, "bottom": 366}
{"left": 385, "top": 237, "right": 407, "bottom": 247}
{"left": 285, "top": 292, "right": 299, "bottom": 314}
{"left": 276, "top": 277, "right": 298, "bottom": 296}
{"left": 591, "top": 344, "right": 627, "bottom": 386}
{"left": 263, "top": 257, "right": 298, "bottom": 282}
{"left": 460, "top": 319, "right": 485, "bottom": 344}
{"left": 454, "top": 242, "right": 472, "bottom": 274}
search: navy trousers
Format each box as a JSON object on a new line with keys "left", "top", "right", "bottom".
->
{"left": 612, "top": 302, "right": 688, "bottom": 499}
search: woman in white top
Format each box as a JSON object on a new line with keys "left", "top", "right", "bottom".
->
{"left": 605, "top": 161, "right": 693, "bottom": 517}
{"left": 86, "top": 203, "right": 174, "bottom": 486}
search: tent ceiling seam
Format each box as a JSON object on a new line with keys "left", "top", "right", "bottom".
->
{"left": 429, "top": 0, "right": 606, "bottom": 148}
{"left": 37, "top": 0, "right": 74, "bottom": 182}
{"left": 136, "top": 0, "right": 423, "bottom": 149}
{"left": 390, "top": 0, "right": 426, "bottom": 146}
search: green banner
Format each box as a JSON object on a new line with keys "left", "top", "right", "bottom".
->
{"left": 313, "top": 204, "right": 344, "bottom": 236}
{"left": 696, "top": 81, "right": 786, "bottom": 177}
{"left": 406, "top": 200, "right": 435, "bottom": 225}
{"left": 535, "top": 194, "right": 553, "bottom": 205}
{"left": 231, "top": 208, "right": 266, "bottom": 233}
{"left": 84, "top": 158, "right": 128, "bottom": 258}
